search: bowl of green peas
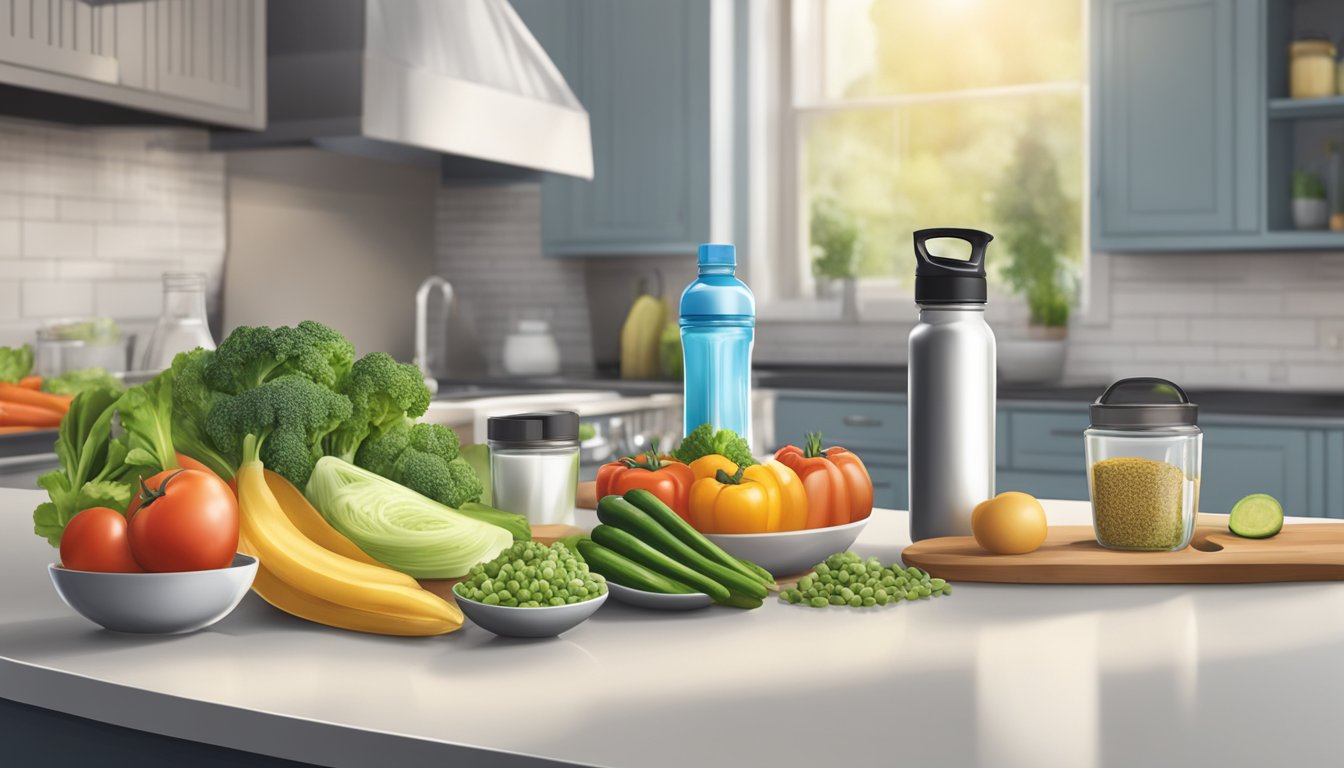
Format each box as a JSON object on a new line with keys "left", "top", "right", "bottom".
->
{"left": 452, "top": 541, "right": 609, "bottom": 638}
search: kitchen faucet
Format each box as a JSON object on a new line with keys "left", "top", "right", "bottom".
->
{"left": 415, "top": 275, "right": 455, "bottom": 395}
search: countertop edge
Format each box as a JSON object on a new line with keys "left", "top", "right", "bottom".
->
{"left": 0, "top": 655, "right": 583, "bottom": 768}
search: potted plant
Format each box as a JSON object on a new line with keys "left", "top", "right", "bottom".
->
{"left": 992, "top": 128, "right": 1078, "bottom": 383}
{"left": 810, "top": 196, "right": 860, "bottom": 320}
{"left": 1293, "top": 169, "right": 1329, "bottom": 230}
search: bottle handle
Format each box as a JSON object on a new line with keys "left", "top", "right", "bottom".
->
{"left": 913, "top": 228, "right": 992, "bottom": 274}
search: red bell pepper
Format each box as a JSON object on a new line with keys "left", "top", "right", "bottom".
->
{"left": 595, "top": 440, "right": 696, "bottom": 520}
{"left": 774, "top": 433, "right": 874, "bottom": 527}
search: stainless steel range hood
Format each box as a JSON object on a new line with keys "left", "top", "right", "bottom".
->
{"left": 212, "top": 0, "right": 593, "bottom": 179}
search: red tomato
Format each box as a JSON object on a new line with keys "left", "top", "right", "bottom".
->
{"left": 128, "top": 469, "right": 239, "bottom": 572}
{"left": 60, "top": 507, "right": 143, "bottom": 573}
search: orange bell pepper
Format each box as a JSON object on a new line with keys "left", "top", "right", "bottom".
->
{"left": 687, "top": 459, "right": 808, "bottom": 534}
{"left": 688, "top": 454, "right": 739, "bottom": 482}
{"left": 775, "top": 433, "right": 874, "bottom": 528}
{"left": 596, "top": 440, "right": 695, "bottom": 520}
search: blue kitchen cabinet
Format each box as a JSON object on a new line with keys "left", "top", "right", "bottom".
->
{"left": 1092, "top": 0, "right": 1262, "bottom": 250}
{"left": 1200, "top": 425, "right": 1313, "bottom": 516}
{"left": 511, "top": 0, "right": 712, "bottom": 257}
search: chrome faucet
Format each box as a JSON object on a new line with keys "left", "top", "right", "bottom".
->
{"left": 415, "top": 275, "right": 455, "bottom": 395}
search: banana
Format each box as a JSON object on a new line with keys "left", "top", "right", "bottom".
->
{"left": 237, "top": 461, "right": 463, "bottom": 626}
{"left": 620, "top": 292, "right": 667, "bottom": 379}
{"left": 264, "top": 469, "right": 383, "bottom": 567}
{"left": 250, "top": 565, "right": 460, "bottom": 636}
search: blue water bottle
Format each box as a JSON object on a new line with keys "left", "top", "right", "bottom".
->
{"left": 680, "top": 243, "right": 755, "bottom": 444}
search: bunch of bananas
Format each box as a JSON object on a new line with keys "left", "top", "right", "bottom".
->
{"left": 237, "top": 463, "right": 462, "bottom": 636}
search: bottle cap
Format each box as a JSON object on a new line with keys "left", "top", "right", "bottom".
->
{"left": 913, "top": 228, "right": 991, "bottom": 304}
{"left": 1090, "top": 378, "right": 1199, "bottom": 429}
{"left": 697, "top": 243, "right": 736, "bottom": 267}
{"left": 488, "top": 411, "right": 579, "bottom": 445}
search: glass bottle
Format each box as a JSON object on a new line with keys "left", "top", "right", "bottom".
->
{"left": 141, "top": 272, "right": 216, "bottom": 371}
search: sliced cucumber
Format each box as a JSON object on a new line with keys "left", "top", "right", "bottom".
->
{"left": 1229, "top": 494, "right": 1284, "bottom": 539}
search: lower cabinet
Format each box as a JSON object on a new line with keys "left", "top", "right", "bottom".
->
{"left": 775, "top": 393, "right": 1344, "bottom": 518}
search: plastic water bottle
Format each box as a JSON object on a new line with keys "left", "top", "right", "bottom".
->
{"left": 680, "top": 243, "right": 755, "bottom": 444}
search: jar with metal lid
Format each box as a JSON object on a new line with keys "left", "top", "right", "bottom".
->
{"left": 1084, "top": 377, "right": 1202, "bottom": 552}
{"left": 488, "top": 411, "right": 580, "bottom": 526}
{"left": 1290, "top": 37, "right": 1336, "bottom": 99}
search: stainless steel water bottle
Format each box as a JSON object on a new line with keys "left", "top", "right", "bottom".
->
{"left": 908, "top": 228, "right": 996, "bottom": 541}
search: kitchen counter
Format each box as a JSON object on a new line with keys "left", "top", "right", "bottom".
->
{"left": 3, "top": 489, "right": 1343, "bottom": 767}
{"left": 439, "top": 367, "right": 1344, "bottom": 421}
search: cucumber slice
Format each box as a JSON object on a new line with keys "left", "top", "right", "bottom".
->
{"left": 1229, "top": 494, "right": 1284, "bottom": 539}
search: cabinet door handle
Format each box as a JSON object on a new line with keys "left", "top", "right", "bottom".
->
{"left": 843, "top": 415, "right": 883, "bottom": 428}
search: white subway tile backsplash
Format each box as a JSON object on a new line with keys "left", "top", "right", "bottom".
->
{"left": 23, "top": 280, "right": 93, "bottom": 317}
{"left": 1188, "top": 317, "right": 1317, "bottom": 347}
{"left": 1111, "top": 288, "right": 1216, "bottom": 316}
{"left": 0, "top": 116, "right": 225, "bottom": 334}
{"left": 22, "top": 221, "right": 94, "bottom": 259}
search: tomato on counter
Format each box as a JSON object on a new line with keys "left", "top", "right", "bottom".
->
{"left": 775, "top": 434, "right": 874, "bottom": 528}
{"left": 128, "top": 468, "right": 239, "bottom": 572}
{"left": 595, "top": 440, "right": 695, "bottom": 521}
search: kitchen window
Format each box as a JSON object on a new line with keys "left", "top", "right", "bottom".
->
{"left": 762, "top": 0, "right": 1088, "bottom": 317}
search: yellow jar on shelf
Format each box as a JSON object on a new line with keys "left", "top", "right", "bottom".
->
{"left": 1290, "top": 38, "right": 1336, "bottom": 99}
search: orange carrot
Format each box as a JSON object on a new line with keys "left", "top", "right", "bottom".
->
{"left": 0, "top": 401, "right": 63, "bottom": 428}
{"left": 17, "top": 375, "right": 41, "bottom": 390}
{"left": 0, "top": 383, "right": 71, "bottom": 414}
{"left": 0, "top": 425, "right": 40, "bottom": 434}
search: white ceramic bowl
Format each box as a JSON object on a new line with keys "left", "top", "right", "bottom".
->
{"left": 454, "top": 590, "right": 607, "bottom": 638}
{"left": 605, "top": 581, "right": 713, "bottom": 611}
{"left": 49, "top": 554, "right": 258, "bottom": 634}
{"left": 704, "top": 517, "right": 870, "bottom": 577}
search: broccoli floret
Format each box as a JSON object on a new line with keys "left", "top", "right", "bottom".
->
{"left": 41, "top": 367, "right": 123, "bottom": 396}
{"left": 353, "top": 420, "right": 481, "bottom": 508}
{"left": 168, "top": 349, "right": 235, "bottom": 480}
{"left": 324, "top": 353, "right": 431, "bottom": 462}
{"left": 205, "top": 375, "right": 353, "bottom": 487}
{"left": 353, "top": 419, "right": 413, "bottom": 477}
{"left": 672, "top": 423, "right": 756, "bottom": 466}
{"left": 204, "top": 321, "right": 355, "bottom": 395}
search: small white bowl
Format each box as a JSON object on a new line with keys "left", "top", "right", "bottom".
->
{"left": 606, "top": 581, "right": 713, "bottom": 611}
{"left": 454, "top": 590, "right": 607, "bottom": 638}
{"left": 49, "top": 554, "right": 258, "bottom": 635}
{"left": 704, "top": 517, "right": 870, "bottom": 577}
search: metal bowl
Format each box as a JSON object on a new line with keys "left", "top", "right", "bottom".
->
{"left": 454, "top": 589, "right": 607, "bottom": 638}
{"left": 704, "top": 517, "right": 871, "bottom": 577}
{"left": 49, "top": 554, "right": 257, "bottom": 634}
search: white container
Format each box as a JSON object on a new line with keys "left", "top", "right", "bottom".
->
{"left": 489, "top": 411, "right": 580, "bottom": 526}
{"left": 502, "top": 319, "right": 561, "bottom": 376}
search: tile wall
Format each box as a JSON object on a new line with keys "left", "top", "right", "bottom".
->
{"left": 0, "top": 116, "right": 226, "bottom": 361}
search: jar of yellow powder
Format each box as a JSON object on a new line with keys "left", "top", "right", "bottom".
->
{"left": 1084, "top": 378, "right": 1202, "bottom": 551}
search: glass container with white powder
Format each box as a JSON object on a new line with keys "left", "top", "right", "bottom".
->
{"left": 488, "top": 411, "right": 580, "bottom": 527}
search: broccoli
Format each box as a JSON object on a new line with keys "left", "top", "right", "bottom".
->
{"left": 204, "top": 320, "right": 355, "bottom": 395}
{"left": 205, "top": 375, "right": 353, "bottom": 487}
{"left": 0, "top": 344, "right": 33, "bottom": 383}
{"left": 169, "top": 349, "right": 236, "bottom": 480}
{"left": 672, "top": 423, "right": 756, "bottom": 467}
{"left": 353, "top": 419, "right": 481, "bottom": 508}
{"left": 40, "top": 367, "right": 123, "bottom": 396}
{"left": 323, "top": 352, "right": 431, "bottom": 462}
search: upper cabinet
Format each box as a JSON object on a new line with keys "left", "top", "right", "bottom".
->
{"left": 0, "top": 0, "right": 265, "bottom": 130}
{"left": 513, "top": 0, "right": 715, "bottom": 257}
{"left": 1093, "top": 0, "right": 1261, "bottom": 251}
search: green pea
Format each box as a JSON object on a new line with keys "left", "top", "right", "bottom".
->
{"left": 810, "top": 596, "right": 828, "bottom": 608}
{"left": 848, "top": 596, "right": 862, "bottom": 607}
{"left": 862, "top": 597, "right": 876, "bottom": 607}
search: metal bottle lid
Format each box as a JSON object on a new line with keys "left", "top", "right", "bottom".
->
{"left": 487, "top": 410, "right": 580, "bottom": 446}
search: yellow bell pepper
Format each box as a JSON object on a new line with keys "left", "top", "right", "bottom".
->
{"left": 688, "top": 459, "right": 809, "bottom": 534}
{"left": 688, "top": 454, "right": 738, "bottom": 482}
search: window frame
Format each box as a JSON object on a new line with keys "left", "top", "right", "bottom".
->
{"left": 754, "top": 0, "right": 1093, "bottom": 323}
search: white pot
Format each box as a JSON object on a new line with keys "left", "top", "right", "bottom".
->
{"left": 998, "top": 338, "right": 1068, "bottom": 384}
{"left": 1293, "top": 198, "right": 1329, "bottom": 230}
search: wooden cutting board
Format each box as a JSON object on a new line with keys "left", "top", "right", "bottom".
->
{"left": 901, "top": 516, "right": 1344, "bottom": 584}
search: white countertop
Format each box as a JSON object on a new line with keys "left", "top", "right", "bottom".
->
{"left": 2, "top": 487, "right": 1343, "bottom": 768}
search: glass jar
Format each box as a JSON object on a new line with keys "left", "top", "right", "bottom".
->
{"left": 1084, "top": 377, "right": 1202, "bottom": 552}
{"left": 141, "top": 272, "right": 215, "bottom": 371}
{"left": 488, "top": 411, "right": 580, "bottom": 526}
{"left": 1290, "top": 37, "right": 1336, "bottom": 99}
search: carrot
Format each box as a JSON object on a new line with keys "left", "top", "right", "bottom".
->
{"left": 0, "top": 401, "right": 63, "bottom": 428}
{"left": 17, "top": 375, "right": 41, "bottom": 390}
{"left": 0, "top": 383, "right": 71, "bottom": 414}
{"left": 0, "top": 426, "right": 40, "bottom": 434}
